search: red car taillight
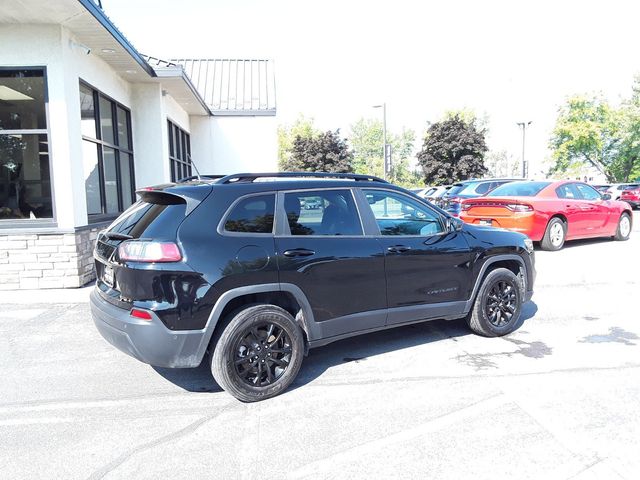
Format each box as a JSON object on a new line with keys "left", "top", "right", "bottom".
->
{"left": 506, "top": 203, "right": 534, "bottom": 212}
{"left": 118, "top": 241, "right": 182, "bottom": 262}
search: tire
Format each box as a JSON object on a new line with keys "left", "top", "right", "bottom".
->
{"left": 540, "top": 217, "right": 566, "bottom": 251}
{"left": 211, "top": 305, "right": 304, "bottom": 402}
{"left": 614, "top": 212, "right": 632, "bottom": 241}
{"left": 467, "top": 268, "right": 523, "bottom": 337}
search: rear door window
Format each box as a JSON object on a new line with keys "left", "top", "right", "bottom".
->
{"left": 556, "top": 184, "right": 582, "bottom": 199}
{"left": 283, "top": 189, "right": 362, "bottom": 236}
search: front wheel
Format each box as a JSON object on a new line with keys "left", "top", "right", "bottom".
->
{"left": 467, "top": 268, "right": 523, "bottom": 337}
{"left": 211, "top": 305, "right": 304, "bottom": 402}
{"left": 614, "top": 212, "right": 632, "bottom": 241}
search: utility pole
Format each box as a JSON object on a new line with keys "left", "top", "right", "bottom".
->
{"left": 373, "top": 103, "right": 390, "bottom": 180}
{"left": 516, "top": 121, "right": 532, "bottom": 178}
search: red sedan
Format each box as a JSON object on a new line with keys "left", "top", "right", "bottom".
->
{"left": 459, "top": 180, "right": 633, "bottom": 250}
{"left": 620, "top": 186, "right": 640, "bottom": 209}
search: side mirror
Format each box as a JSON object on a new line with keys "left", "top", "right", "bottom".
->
{"left": 445, "top": 216, "right": 463, "bottom": 232}
{"left": 601, "top": 193, "right": 611, "bottom": 200}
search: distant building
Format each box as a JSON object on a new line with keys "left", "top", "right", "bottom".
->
{"left": 0, "top": 0, "right": 277, "bottom": 289}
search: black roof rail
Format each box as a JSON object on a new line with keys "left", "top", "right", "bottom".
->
{"left": 215, "top": 172, "right": 388, "bottom": 184}
{"left": 176, "top": 175, "right": 226, "bottom": 183}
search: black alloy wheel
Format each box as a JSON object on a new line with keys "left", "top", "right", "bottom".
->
{"left": 484, "top": 281, "right": 517, "bottom": 327}
{"left": 233, "top": 322, "right": 293, "bottom": 387}
{"left": 467, "top": 267, "right": 523, "bottom": 337}
{"left": 211, "top": 305, "right": 304, "bottom": 402}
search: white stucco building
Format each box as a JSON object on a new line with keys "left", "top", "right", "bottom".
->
{"left": 0, "top": 0, "right": 277, "bottom": 289}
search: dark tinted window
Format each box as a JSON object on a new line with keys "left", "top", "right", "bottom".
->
{"left": 488, "top": 182, "right": 550, "bottom": 197}
{"left": 284, "top": 190, "right": 362, "bottom": 236}
{"left": 225, "top": 194, "right": 275, "bottom": 233}
{"left": 556, "top": 184, "right": 581, "bottom": 199}
{"left": 107, "top": 200, "right": 186, "bottom": 240}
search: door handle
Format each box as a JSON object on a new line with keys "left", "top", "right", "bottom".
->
{"left": 283, "top": 248, "right": 315, "bottom": 257}
{"left": 387, "top": 245, "right": 412, "bottom": 253}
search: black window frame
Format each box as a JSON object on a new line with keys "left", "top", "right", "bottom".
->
{"left": 168, "top": 120, "right": 192, "bottom": 182}
{"left": 0, "top": 66, "right": 55, "bottom": 226}
{"left": 80, "top": 80, "right": 135, "bottom": 223}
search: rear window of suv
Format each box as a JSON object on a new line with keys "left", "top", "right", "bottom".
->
{"left": 107, "top": 200, "right": 187, "bottom": 240}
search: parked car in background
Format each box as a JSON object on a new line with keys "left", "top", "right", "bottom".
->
{"left": 620, "top": 185, "right": 640, "bottom": 209}
{"left": 423, "top": 185, "right": 451, "bottom": 205}
{"left": 412, "top": 187, "right": 433, "bottom": 199}
{"left": 592, "top": 184, "right": 611, "bottom": 193}
{"left": 605, "top": 183, "right": 640, "bottom": 200}
{"left": 459, "top": 180, "right": 633, "bottom": 250}
{"left": 441, "top": 178, "right": 521, "bottom": 217}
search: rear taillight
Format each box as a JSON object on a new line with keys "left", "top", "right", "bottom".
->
{"left": 461, "top": 202, "right": 473, "bottom": 211}
{"left": 118, "top": 241, "right": 182, "bottom": 262}
{"left": 506, "top": 203, "right": 534, "bottom": 212}
{"left": 130, "top": 308, "right": 153, "bottom": 321}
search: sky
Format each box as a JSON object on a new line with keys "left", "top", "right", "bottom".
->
{"left": 102, "top": 0, "right": 640, "bottom": 178}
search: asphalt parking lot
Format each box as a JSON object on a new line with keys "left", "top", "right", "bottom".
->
{"left": 1, "top": 211, "right": 639, "bottom": 480}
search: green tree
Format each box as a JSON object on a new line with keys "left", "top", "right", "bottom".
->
{"left": 617, "top": 76, "right": 640, "bottom": 182}
{"left": 549, "top": 95, "right": 622, "bottom": 182}
{"left": 287, "top": 130, "right": 354, "bottom": 173}
{"left": 347, "top": 118, "right": 418, "bottom": 187}
{"left": 278, "top": 115, "right": 319, "bottom": 171}
{"left": 416, "top": 114, "right": 488, "bottom": 185}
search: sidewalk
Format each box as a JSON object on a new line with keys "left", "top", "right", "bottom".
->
{"left": 0, "top": 283, "right": 94, "bottom": 305}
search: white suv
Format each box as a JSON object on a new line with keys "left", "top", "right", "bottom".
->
{"left": 606, "top": 183, "right": 640, "bottom": 200}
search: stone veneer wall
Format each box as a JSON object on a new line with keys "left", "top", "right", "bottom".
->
{"left": 0, "top": 226, "right": 101, "bottom": 290}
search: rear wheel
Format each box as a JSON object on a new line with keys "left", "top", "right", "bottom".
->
{"left": 211, "top": 305, "right": 304, "bottom": 402}
{"left": 614, "top": 212, "right": 632, "bottom": 241}
{"left": 467, "top": 268, "right": 523, "bottom": 337}
{"left": 540, "top": 217, "right": 566, "bottom": 251}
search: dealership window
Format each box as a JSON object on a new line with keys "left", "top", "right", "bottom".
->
{"left": 0, "top": 68, "right": 52, "bottom": 221}
{"left": 80, "top": 82, "right": 135, "bottom": 220}
{"left": 168, "top": 120, "right": 191, "bottom": 182}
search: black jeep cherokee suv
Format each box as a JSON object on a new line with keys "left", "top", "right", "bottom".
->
{"left": 91, "top": 172, "right": 535, "bottom": 402}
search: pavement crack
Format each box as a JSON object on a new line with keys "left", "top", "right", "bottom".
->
{"left": 86, "top": 403, "right": 234, "bottom": 480}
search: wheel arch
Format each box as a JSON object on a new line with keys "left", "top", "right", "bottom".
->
{"left": 465, "top": 254, "right": 527, "bottom": 314}
{"left": 195, "top": 283, "right": 318, "bottom": 363}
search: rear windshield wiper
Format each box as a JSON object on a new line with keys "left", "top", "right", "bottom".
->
{"left": 103, "top": 232, "right": 133, "bottom": 241}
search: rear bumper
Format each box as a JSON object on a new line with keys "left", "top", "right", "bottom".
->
{"left": 90, "top": 289, "right": 206, "bottom": 368}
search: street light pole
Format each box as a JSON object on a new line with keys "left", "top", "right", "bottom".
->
{"left": 373, "top": 103, "right": 388, "bottom": 180}
{"left": 516, "top": 121, "right": 532, "bottom": 179}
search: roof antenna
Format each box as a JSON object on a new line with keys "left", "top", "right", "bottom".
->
{"left": 186, "top": 153, "right": 202, "bottom": 181}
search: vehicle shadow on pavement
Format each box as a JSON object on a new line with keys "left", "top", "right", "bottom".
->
{"left": 152, "top": 360, "right": 223, "bottom": 393}
{"left": 290, "top": 300, "right": 539, "bottom": 391}
{"left": 151, "top": 301, "right": 537, "bottom": 394}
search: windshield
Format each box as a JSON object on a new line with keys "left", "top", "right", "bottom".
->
{"left": 487, "top": 181, "right": 551, "bottom": 197}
